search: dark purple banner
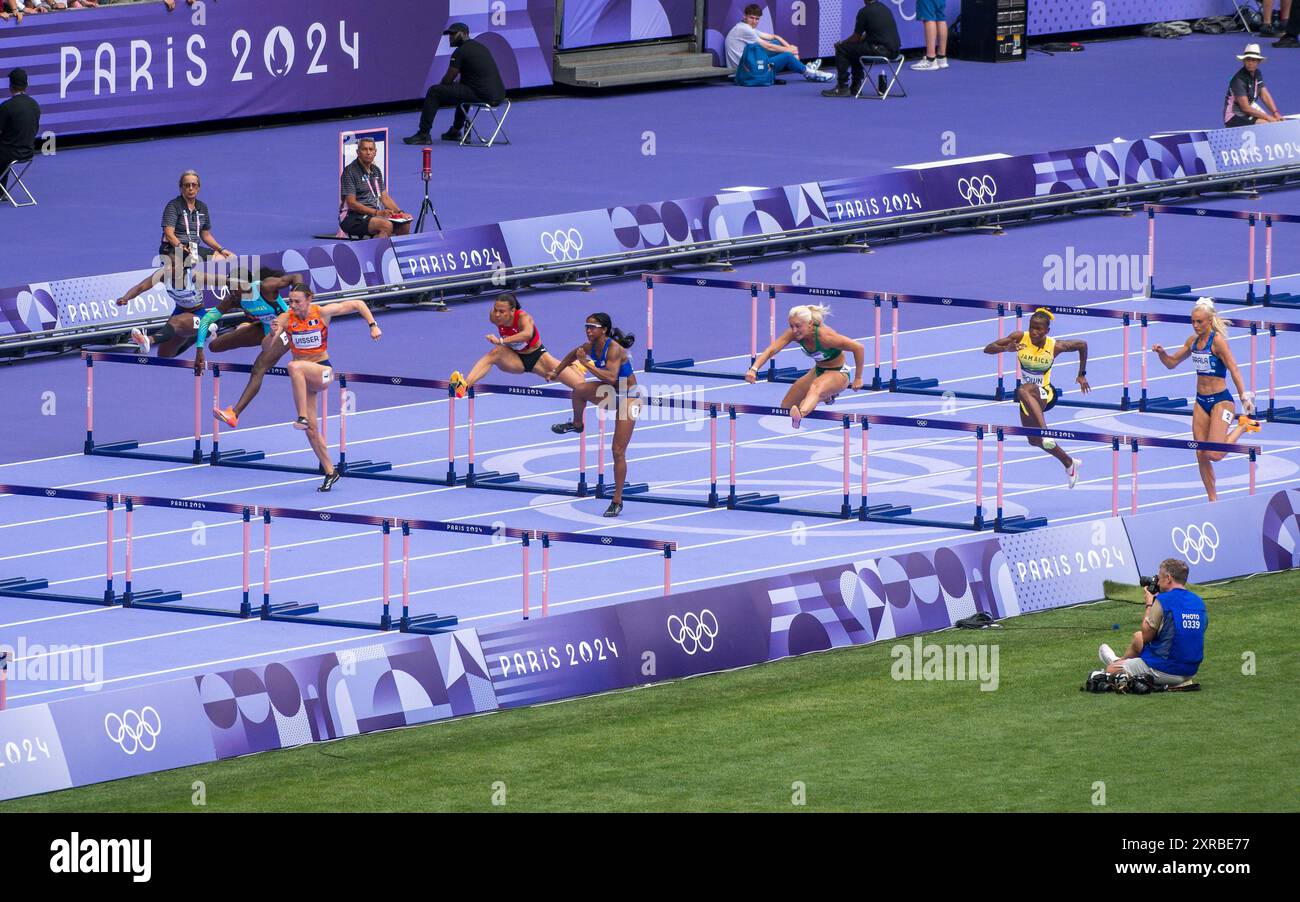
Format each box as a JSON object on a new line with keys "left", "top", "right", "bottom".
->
{"left": 561, "top": 0, "right": 696, "bottom": 49}
{"left": 1, "top": 0, "right": 554, "bottom": 138}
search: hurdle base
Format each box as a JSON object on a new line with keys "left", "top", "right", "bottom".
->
{"left": 733, "top": 502, "right": 853, "bottom": 519}
{"left": 617, "top": 492, "right": 716, "bottom": 509}
{"left": 1264, "top": 291, "right": 1299, "bottom": 308}
{"left": 865, "top": 512, "right": 984, "bottom": 530}
{"left": 728, "top": 492, "right": 781, "bottom": 509}
{"left": 90, "top": 440, "right": 205, "bottom": 465}
{"left": 995, "top": 514, "right": 1050, "bottom": 533}
{"left": 858, "top": 503, "right": 912, "bottom": 521}
{"left": 1142, "top": 396, "right": 1192, "bottom": 415}
{"left": 211, "top": 448, "right": 271, "bottom": 465}
{"left": 1151, "top": 286, "right": 1255, "bottom": 306}
{"left": 891, "top": 375, "right": 941, "bottom": 392}
{"left": 645, "top": 358, "right": 752, "bottom": 381}
{"left": 128, "top": 592, "right": 274, "bottom": 619}
{"left": 400, "top": 612, "right": 461, "bottom": 634}
{"left": 0, "top": 577, "right": 120, "bottom": 606}
{"left": 1268, "top": 406, "right": 1300, "bottom": 425}
{"left": 263, "top": 604, "right": 402, "bottom": 631}
{"left": 463, "top": 470, "right": 517, "bottom": 486}
{"left": 339, "top": 459, "right": 394, "bottom": 475}
{"left": 767, "top": 366, "right": 806, "bottom": 384}
{"left": 596, "top": 482, "right": 650, "bottom": 499}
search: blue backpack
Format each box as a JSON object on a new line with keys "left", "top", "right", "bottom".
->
{"left": 735, "top": 42, "right": 775, "bottom": 87}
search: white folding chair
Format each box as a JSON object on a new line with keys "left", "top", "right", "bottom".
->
{"left": 458, "top": 100, "right": 512, "bottom": 147}
{"left": 0, "top": 156, "right": 36, "bottom": 208}
{"left": 855, "top": 54, "right": 908, "bottom": 99}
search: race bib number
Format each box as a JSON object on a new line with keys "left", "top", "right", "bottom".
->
{"left": 1038, "top": 384, "right": 1051, "bottom": 401}
{"left": 1221, "top": 407, "right": 1234, "bottom": 425}
{"left": 320, "top": 367, "right": 333, "bottom": 385}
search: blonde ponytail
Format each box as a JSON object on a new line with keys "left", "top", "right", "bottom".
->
{"left": 789, "top": 304, "right": 830, "bottom": 325}
{"left": 1193, "top": 297, "right": 1228, "bottom": 336}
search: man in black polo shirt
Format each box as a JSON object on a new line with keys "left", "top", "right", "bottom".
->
{"left": 404, "top": 23, "right": 507, "bottom": 145}
{"left": 0, "top": 68, "right": 39, "bottom": 196}
{"left": 821, "top": 0, "right": 901, "bottom": 98}
{"left": 1223, "top": 44, "right": 1284, "bottom": 127}
{"left": 339, "top": 137, "right": 410, "bottom": 238}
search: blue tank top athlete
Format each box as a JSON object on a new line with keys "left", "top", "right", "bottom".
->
{"left": 114, "top": 249, "right": 234, "bottom": 359}
{"left": 548, "top": 313, "right": 640, "bottom": 518}
{"left": 1151, "top": 298, "right": 1261, "bottom": 501}
{"left": 747, "top": 304, "right": 865, "bottom": 429}
{"left": 188, "top": 268, "right": 304, "bottom": 429}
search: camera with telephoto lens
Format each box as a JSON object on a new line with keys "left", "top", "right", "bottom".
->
{"left": 1140, "top": 574, "right": 1160, "bottom": 595}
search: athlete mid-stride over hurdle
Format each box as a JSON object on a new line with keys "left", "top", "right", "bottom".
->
{"left": 746, "top": 304, "right": 865, "bottom": 429}
{"left": 984, "top": 307, "right": 1089, "bottom": 488}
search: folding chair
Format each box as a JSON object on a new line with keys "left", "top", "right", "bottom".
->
{"left": 458, "top": 99, "right": 512, "bottom": 147}
{"left": 1232, "top": 0, "right": 1262, "bottom": 33}
{"left": 0, "top": 156, "right": 36, "bottom": 208}
{"left": 855, "top": 54, "right": 908, "bottom": 99}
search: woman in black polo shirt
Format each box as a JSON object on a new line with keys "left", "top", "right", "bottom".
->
{"left": 160, "top": 170, "right": 236, "bottom": 260}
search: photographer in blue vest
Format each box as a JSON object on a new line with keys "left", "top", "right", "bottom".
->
{"left": 1099, "top": 558, "right": 1206, "bottom": 687}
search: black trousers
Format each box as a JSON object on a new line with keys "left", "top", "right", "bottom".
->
{"left": 833, "top": 41, "right": 893, "bottom": 87}
{"left": 0, "top": 150, "right": 27, "bottom": 191}
{"left": 418, "top": 83, "right": 501, "bottom": 134}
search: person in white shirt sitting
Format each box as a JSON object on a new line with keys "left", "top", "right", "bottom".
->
{"left": 724, "top": 4, "right": 833, "bottom": 82}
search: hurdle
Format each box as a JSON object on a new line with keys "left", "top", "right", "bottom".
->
{"left": 83, "top": 352, "right": 205, "bottom": 465}
{"left": 0, "top": 484, "right": 183, "bottom": 609}
{"left": 1264, "top": 320, "right": 1300, "bottom": 424}
{"left": 1145, "top": 204, "right": 1296, "bottom": 306}
{"left": 512, "top": 528, "right": 675, "bottom": 621}
{"left": 643, "top": 274, "right": 800, "bottom": 382}
{"left": 992, "top": 426, "right": 1260, "bottom": 531}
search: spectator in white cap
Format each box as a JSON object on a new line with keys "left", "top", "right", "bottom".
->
{"left": 1224, "top": 44, "right": 1284, "bottom": 127}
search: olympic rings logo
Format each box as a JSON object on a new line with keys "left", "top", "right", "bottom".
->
{"left": 136, "top": 356, "right": 148, "bottom": 364}
{"left": 667, "top": 609, "right": 719, "bottom": 655}
{"left": 540, "top": 228, "right": 584, "bottom": 262}
{"left": 45, "top": 489, "right": 56, "bottom": 497}
{"left": 391, "top": 377, "right": 403, "bottom": 385}
{"left": 600, "top": 537, "right": 613, "bottom": 544}
{"left": 319, "top": 513, "right": 332, "bottom": 520}
{"left": 888, "top": 0, "right": 917, "bottom": 21}
{"left": 104, "top": 706, "right": 162, "bottom": 755}
{"left": 1196, "top": 209, "right": 1208, "bottom": 215}
{"left": 915, "top": 419, "right": 928, "bottom": 427}
{"left": 1171, "top": 522, "right": 1219, "bottom": 564}
{"left": 958, "top": 175, "right": 998, "bottom": 206}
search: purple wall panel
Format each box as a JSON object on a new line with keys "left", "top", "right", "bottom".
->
{"left": 0, "top": 0, "right": 554, "bottom": 138}
{"left": 0, "top": 704, "right": 74, "bottom": 801}
{"left": 562, "top": 0, "right": 697, "bottom": 49}
{"left": 1029, "top": 0, "right": 1236, "bottom": 35}
{"left": 47, "top": 681, "right": 216, "bottom": 786}
{"left": 1122, "top": 489, "right": 1300, "bottom": 584}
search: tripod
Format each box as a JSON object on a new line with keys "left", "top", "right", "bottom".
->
{"left": 414, "top": 163, "right": 442, "bottom": 233}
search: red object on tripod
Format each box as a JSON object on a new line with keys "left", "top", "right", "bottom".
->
{"left": 422, "top": 147, "right": 432, "bottom": 181}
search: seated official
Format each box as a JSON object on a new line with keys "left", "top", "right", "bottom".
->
{"left": 822, "top": 0, "right": 901, "bottom": 98}
{"left": 160, "top": 170, "right": 236, "bottom": 260}
{"left": 1099, "top": 558, "right": 1206, "bottom": 688}
{"left": 404, "top": 22, "right": 506, "bottom": 145}
{"left": 1224, "top": 44, "right": 1285, "bottom": 126}
{"left": 725, "top": 4, "right": 833, "bottom": 83}
{"left": 339, "top": 137, "right": 410, "bottom": 239}
{"left": 0, "top": 68, "right": 39, "bottom": 193}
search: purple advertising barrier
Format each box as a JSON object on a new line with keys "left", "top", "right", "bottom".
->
{"left": 996, "top": 518, "right": 1139, "bottom": 615}
{"left": 1, "top": 0, "right": 554, "bottom": 139}
{"left": 1122, "top": 489, "right": 1300, "bottom": 584}
{"left": 46, "top": 680, "right": 217, "bottom": 786}
{"left": 915, "top": 155, "right": 1038, "bottom": 213}
{"left": 815, "top": 171, "right": 928, "bottom": 224}
{"left": 0, "top": 703, "right": 73, "bottom": 802}
{"left": 562, "top": 0, "right": 696, "bottom": 49}
{"left": 480, "top": 604, "right": 637, "bottom": 709}
{"left": 196, "top": 632, "right": 496, "bottom": 759}
{"left": 1030, "top": 0, "right": 1234, "bottom": 35}
{"left": 391, "top": 225, "right": 513, "bottom": 282}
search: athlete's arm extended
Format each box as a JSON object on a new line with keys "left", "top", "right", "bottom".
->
{"left": 261, "top": 272, "right": 305, "bottom": 296}
{"left": 114, "top": 268, "right": 165, "bottom": 306}
{"left": 321, "top": 299, "right": 382, "bottom": 340}
{"left": 1054, "top": 338, "right": 1090, "bottom": 393}
{"left": 1151, "top": 336, "right": 1193, "bottom": 369}
{"left": 746, "top": 330, "right": 795, "bottom": 383}
{"left": 983, "top": 331, "right": 1024, "bottom": 354}
{"left": 1213, "top": 332, "right": 1253, "bottom": 413}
